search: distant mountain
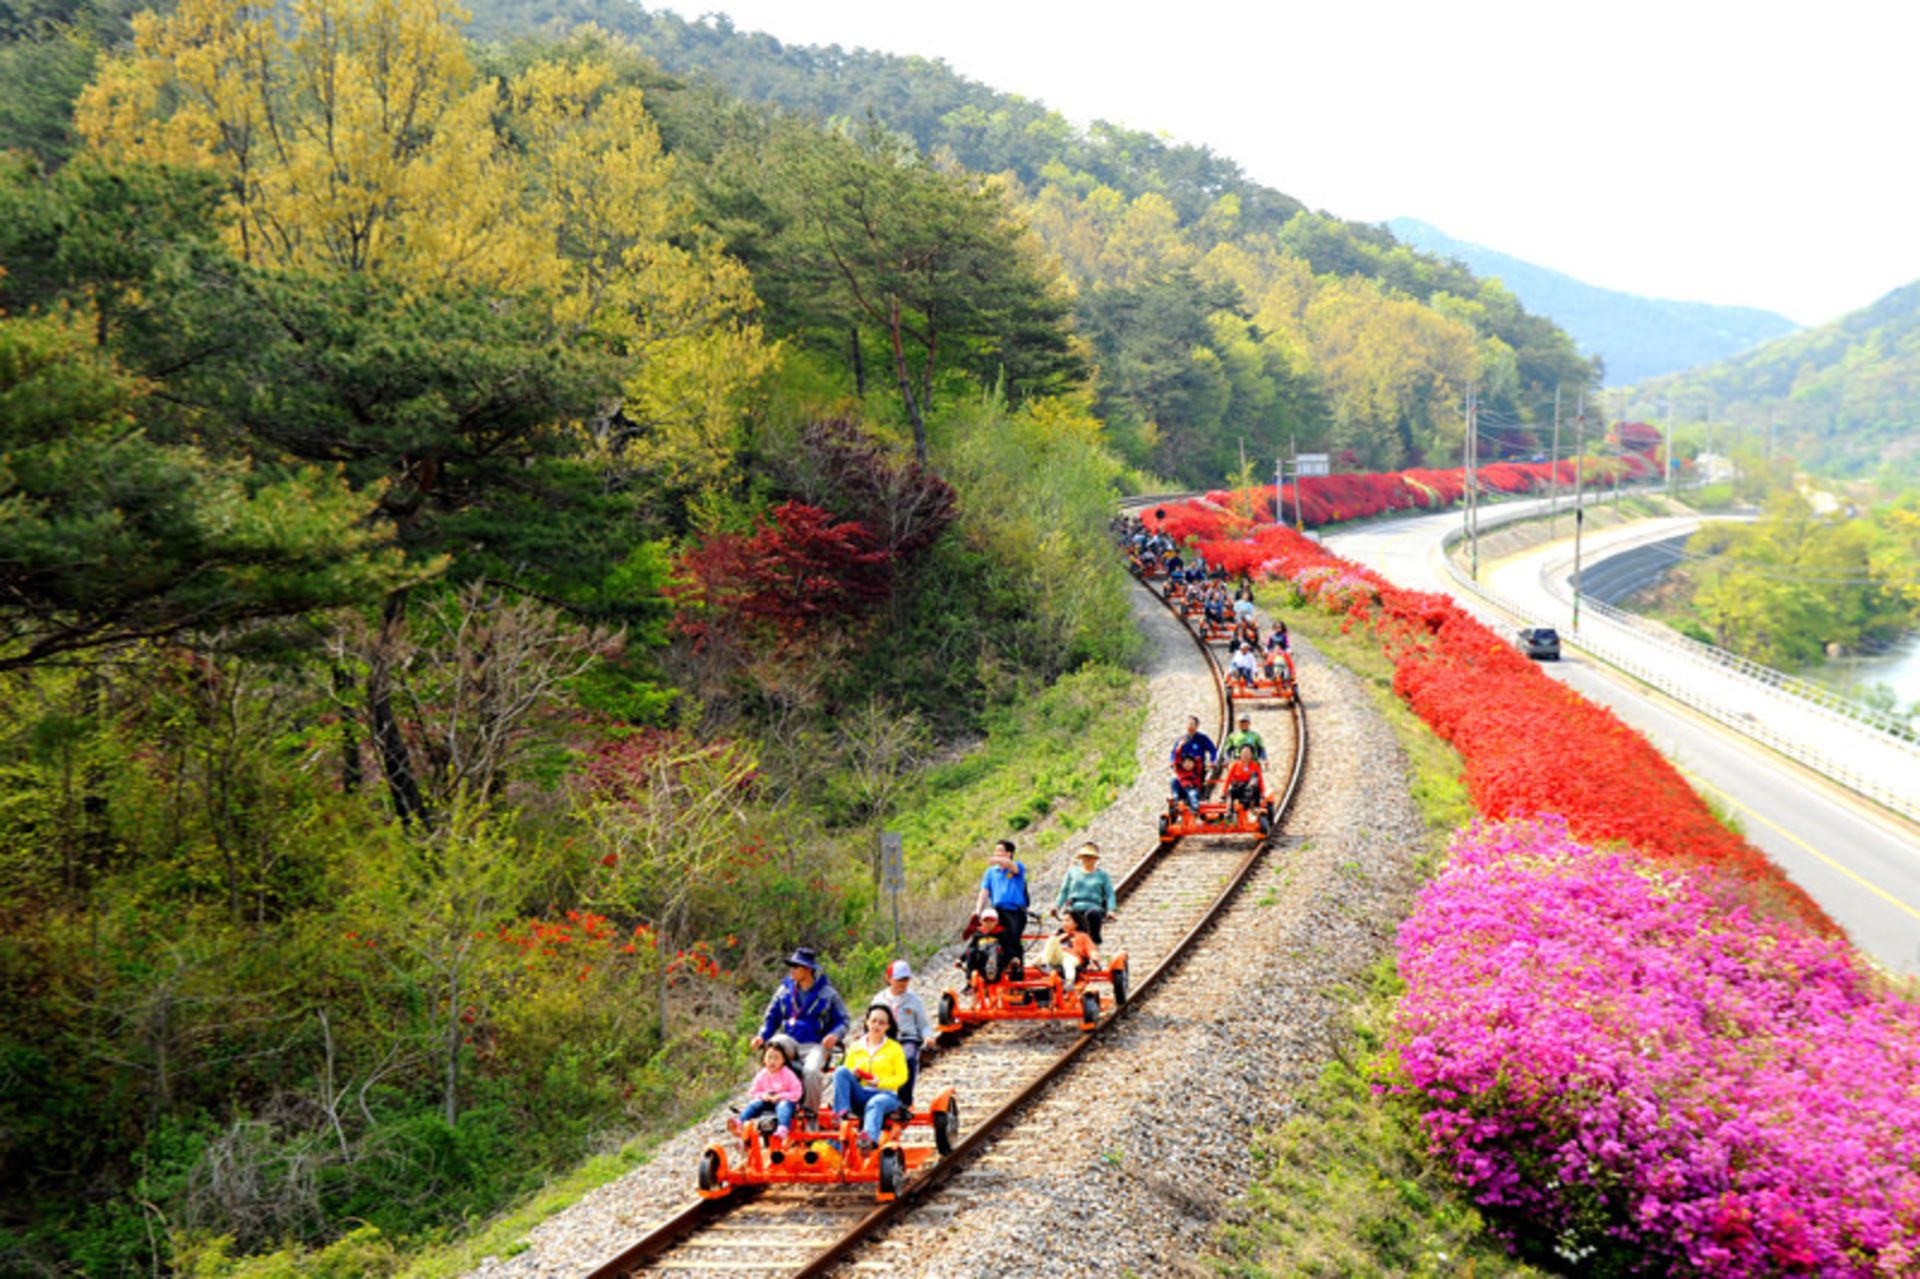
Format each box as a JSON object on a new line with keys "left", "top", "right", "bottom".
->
{"left": 1387, "top": 218, "right": 1798, "bottom": 386}
{"left": 1625, "top": 278, "right": 1920, "bottom": 477}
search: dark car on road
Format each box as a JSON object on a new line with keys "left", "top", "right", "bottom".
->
{"left": 1517, "top": 627, "right": 1561, "bottom": 660}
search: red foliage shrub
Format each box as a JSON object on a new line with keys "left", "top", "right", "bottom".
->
{"left": 670, "top": 501, "right": 893, "bottom": 650}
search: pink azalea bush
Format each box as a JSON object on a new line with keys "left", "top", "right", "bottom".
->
{"left": 1392, "top": 817, "right": 1920, "bottom": 1276}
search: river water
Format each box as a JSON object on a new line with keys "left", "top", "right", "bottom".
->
{"left": 1819, "top": 633, "right": 1920, "bottom": 708}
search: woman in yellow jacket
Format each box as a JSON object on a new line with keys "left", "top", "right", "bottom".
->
{"left": 829, "top": 1004, "right": 910, "bottom": 1150}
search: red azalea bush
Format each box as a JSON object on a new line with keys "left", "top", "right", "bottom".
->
{"left": 1161, "top": 455, "right": 1651, "bottom": 534}
{"left": 1181, "top": 518, "right": 1834, "bottom": 929}
{"left": 1394, "top": 818, "right": 1920, "bottom": 1276}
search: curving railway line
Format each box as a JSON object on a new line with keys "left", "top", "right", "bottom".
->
{"left": 579, "top": 540, "right": 1307, "bottom": 1279}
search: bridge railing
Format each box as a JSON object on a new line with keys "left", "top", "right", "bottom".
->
{"left": 1437, "top": 533, "right": 1920, "bottom": 825}
{"left": 1521, "top": 530, "right": 1920, "bottom": 746}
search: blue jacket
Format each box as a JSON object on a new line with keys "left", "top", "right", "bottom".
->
{"left": 756, "top": 967, "right": 851, "bottom": 1045}
{"left": 1172, "top": 732, "right": 1217, "bottom": 766}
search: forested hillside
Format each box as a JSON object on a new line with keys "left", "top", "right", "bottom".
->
{"left": 461, "top": 3, "right": 1600, "bottom": 483}
{"left": 1388, "top": 217, "right": 1798, "bottom": 386}
{"left": 1628, "top": 279, "right": 1920, "bottom": 479}
{"left": 0, "top": 3, "right": 1610, "bottom": 1274}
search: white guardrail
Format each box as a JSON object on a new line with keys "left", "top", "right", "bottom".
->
{"left": 1438, "top": 526, "right": 1920, "bottom": 825}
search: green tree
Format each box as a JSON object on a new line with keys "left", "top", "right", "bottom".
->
{"left": 749, "top": 122, "right": 1080, "bottom": 461}
{"left": 0, "top": 309, "right": 413, "bottom": 672}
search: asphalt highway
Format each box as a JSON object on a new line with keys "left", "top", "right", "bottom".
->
{"left": 1324, "top": 497, "right": 1920, "bottom": 975}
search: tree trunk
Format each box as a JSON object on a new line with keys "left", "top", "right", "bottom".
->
{"left": 887, "top": 301, "right": 928, "bottom": 466}
{"left": 368, "top": 591, "right": 429, "bottom": 827}
{"left": 444, "top": 959, "right": 460, "bottom": 1127}
{"left": 849, "top": 326, "right": 866, "bottom": 398}
{"left": 333, "top": 665, "right": 362, "bottom": 795}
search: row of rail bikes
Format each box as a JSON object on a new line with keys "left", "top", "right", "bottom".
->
{"left": 698, "top": 871, "right": 1132, "bottom": 1202}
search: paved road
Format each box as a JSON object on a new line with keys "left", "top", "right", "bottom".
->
{"left": 1325, "top": 498, "right": 1920, "bottom": 975}
{"left": 1572, "top": 533, "right": 1691, "bottom": 605}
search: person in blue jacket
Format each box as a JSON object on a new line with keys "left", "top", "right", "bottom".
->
{"left": 751, "top": 948, "right": 850, "bottom": 1108}
{"left": 972, "top": 838, "right": 1031, "bottom": 974}
{"left": 1170, "top": 715, "right": 1218, "bottom": 811}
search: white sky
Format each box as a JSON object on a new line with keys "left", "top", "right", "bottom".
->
{"left": 681, "top": 0, "right": 1920, "bottom": 327}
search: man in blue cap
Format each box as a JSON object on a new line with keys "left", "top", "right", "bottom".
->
{"left": 751, "top": 948, "right": 851, "bottom": 1107}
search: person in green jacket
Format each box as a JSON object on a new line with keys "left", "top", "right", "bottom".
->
{"left": 1053, "top": 842, "right": 1117, "bottom": 944}
{"left": 1223, "top": 712, "right": 1267, "bottom": 762}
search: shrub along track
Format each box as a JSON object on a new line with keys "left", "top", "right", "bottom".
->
{"left": 578, "top": 548, "right": 1307, "bottom": 1279}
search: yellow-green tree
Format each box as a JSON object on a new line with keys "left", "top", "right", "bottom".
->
{"left": 77, "top": 1, "right": 772, "bottom": 502}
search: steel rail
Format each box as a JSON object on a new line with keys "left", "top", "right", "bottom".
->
{"left": 581, "top": 539, "right": 1305, "bottom": 1279}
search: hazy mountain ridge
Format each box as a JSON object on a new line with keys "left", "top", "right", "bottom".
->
{"left": 1625, "top": 278, "right": 1920, "bottom": 475}
{"left": 1387, "top": 217, "right": 1798, "bottom": 386}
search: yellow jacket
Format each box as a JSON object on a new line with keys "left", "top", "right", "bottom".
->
{"left": 842, "top": 1034, "right": 909, "bottom": 1093}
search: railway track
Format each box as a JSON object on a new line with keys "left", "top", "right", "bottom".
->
{"left": 583, "top": 545, "right": 1304, "bottom": 1279}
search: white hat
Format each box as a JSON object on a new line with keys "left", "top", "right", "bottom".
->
{"left": 888, "top": 959, "right": 912, "bottom": 981}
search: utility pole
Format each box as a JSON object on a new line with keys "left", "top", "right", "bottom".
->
{"left": 1289, "top": 435, "right": 1302, "bottom": 532}
{"left": 1613, "top": 388, "right": 1626, "bottom": 509}
{"left": 1461, "top": 388, "right": 1477, "bottom": 579}
{"left": 1549, "top": 384, "right": 1563, "bottom": 537}
{"left": 1572, "top": 392, "right": 1587, "bottom": 633}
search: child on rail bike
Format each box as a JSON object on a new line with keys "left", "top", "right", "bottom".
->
{"left": 961, "top": 910, "right": 1008, "bottom": 985}
{"left": 729, "top": 1038, "right": 805, "bottom": 1146}
{"left": 1169, "top": 715, "right": 1217, "bottom": 813}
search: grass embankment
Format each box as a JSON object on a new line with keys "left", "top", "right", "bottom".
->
{"left": 1208, "top": 595, "right": 1549, "bottom": 1279}
{"left": 321, "top": 665, "right": 1148, "bottom": 1279}
{"left": 895, "top": 662, "right": 1149, "bottom": 900}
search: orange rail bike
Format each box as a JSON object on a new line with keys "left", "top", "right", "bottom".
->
{"left": 697, "top": 1089, "right": 961, "bottom": 1203}
{"left": 933, "top": 945, "right": 1130, "bottom": 1034}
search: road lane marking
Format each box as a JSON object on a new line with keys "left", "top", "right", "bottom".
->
{"left": 1695, "top": 781, "right": 1920, "bottom": 923}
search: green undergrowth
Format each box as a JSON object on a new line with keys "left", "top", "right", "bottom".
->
{"left": 211, "top": 664, "right": 1149, "bottom": 1279}
{"left": 892, "top": 662, "right": 1148, "bottom": 900}
{"left": 1207, "top": 593, "right": 1548, "bottom": 1278}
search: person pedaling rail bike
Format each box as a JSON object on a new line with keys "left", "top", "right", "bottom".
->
{"left": 961, "top": 910, "right": 1007, "bottom": 984}
{"left": 1039, "top": 913, "right": 1101, "bottom": 987}
{"left": 1164, "top": 550, "right": 1184, "bottom": 579}
{"left": 1052, "top": 841, "right": 1117, "bottom": 944}
{"left": 1233, "top": 587, "right": 1257, "bottom": 625}
{"left": 1224, "top": 713, "right": 1267, "bottom": 763}
{"left": 729, "top": 1036, "right": 805, "bottom": 1146}
{"left": 1233, "top": 615, "right": 1261, "bottom": 652}
{"left": 869, "top": 960, "right": 932, "bottom": 1104}
{"left": 1228, "top": 641, "right": 1260, "bottom": 689}
{"left": 1203, "top": 586, "right": 1231, "bottom": 628}
{"left": 828, "top": 1004, "right": 911, "bottom": 1152}
{"left": 973, "top": 838, "right": 1030, "bottom": 973}
{"left": 1225, "top": 744, "right": 1266, "bottom": 816}
{"left": 1169, "top": 715, "right": 1218, "bottom": 813}
{"left": 751, "top": 948, "right": 851, "bottom": 1108}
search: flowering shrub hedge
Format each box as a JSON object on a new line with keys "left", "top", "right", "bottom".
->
{"left": 1146, "top": 503, "right": 1833, "bottom": 928}
{"left": 1394, "top": 819, "right": 1920, "bottom": 1276}
{"left": 1186, "top": 455, "right": 1659, "bottom": 529}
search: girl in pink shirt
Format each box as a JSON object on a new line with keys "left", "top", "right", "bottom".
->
{"left": 730, "top": 1041, "right": 804, "bottom": 1143}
